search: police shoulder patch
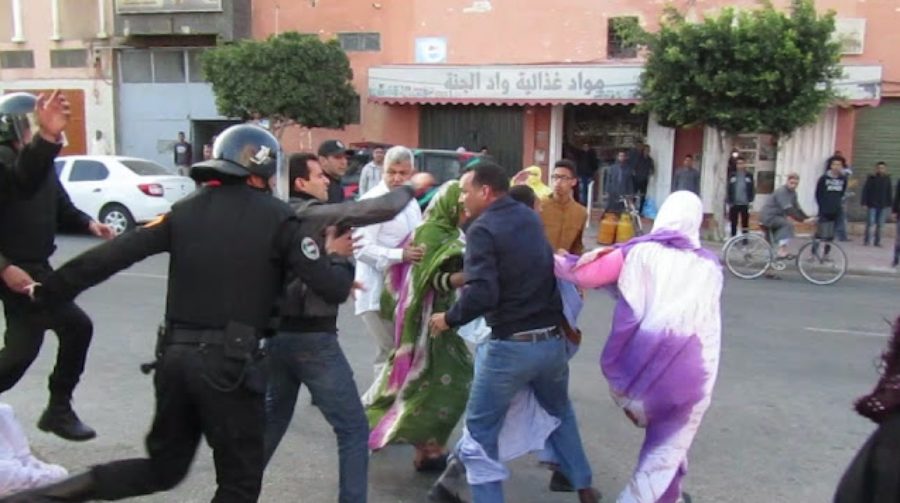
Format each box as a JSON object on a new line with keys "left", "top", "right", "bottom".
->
{"left": 301, "top": 237, "right": 320, "bottom": 260}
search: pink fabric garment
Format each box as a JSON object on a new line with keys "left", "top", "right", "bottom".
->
{"left": 553, "top": 248, "right": 624, "bottom": 289}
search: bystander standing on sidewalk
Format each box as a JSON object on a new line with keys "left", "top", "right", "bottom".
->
{"left": 860, "top": 161, "right": 893, "bottom": 248}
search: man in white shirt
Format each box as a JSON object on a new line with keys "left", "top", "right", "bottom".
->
{"left": 358, "top": 146, "right": 385, "bottom": 196}
{"left": 354, "top": 146, "right": 425, "bottom": 405}
{"left": 90, "top": 130, "right": 111, "bottom": 156}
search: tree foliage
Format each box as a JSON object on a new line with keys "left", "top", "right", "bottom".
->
{"left": 625, "top": 0, "right": 842, "bottom": 136}
{"left": 202, "top": 32, "right": 358, "bottom": 137}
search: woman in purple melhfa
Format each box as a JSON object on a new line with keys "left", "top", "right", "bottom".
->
{"left": 557, "top": 191, "right": 723, "bottom": 503}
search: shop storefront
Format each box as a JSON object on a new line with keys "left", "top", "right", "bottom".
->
{"left": 368, "top": 63, "right": 883, "bottom": 216}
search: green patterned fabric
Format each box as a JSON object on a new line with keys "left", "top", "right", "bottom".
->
{"left": 367, "top": 181, "right": 474, "bottom": 450}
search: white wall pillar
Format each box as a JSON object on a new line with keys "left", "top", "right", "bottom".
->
{"left": 700, "top": 126, "right": 732, "bottom": 239}
{"left": 11, "top": 0, "right": 24, "bottom": 43}
{"left": 776, "top": 108, "right": 837, "bottom": 216}
{"left": 50, "top": 0, "right": 61, "bottom": 40}
{"left": 97, "top": 0, "right": 109, "bottom": 38}
{"left": 646, "top": 114, "right": 675, "bottom": 206}
{"left": 548, "top": 105, "right": 564, "bottom": 166}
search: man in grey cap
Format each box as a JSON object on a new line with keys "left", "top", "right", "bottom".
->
{"left": 318, "top": 139, "right": 350, "bottom": 203}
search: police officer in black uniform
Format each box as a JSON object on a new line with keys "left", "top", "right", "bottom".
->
{"left": 2, "top": 124, "right": 355, "bottom": 503}
{"left": 0, "top": 91, "right": 114, "bottom": 442}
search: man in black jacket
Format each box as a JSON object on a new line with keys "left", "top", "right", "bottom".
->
{"left": 264, "top": 152, "right": 431, "bottom": 503}
{"left": 861, "top": 161, "right": 893, "bottom": 247}
{"left": 318, "top": 139, "right": 350, "bottom": 203}
{"left": 726, "top": 157, "right": 755, "bottom": 237}
{"left": 0, "top": 91, "right": 114, "bottom": 442}
{"left": 816, "top": 160, "right": 848, "bottom": 241}
{"left": 429, "top": 163, "right": 598, "bottom": 503}
{"left": 4, "top": 125, "right": 355, "bottom": 503}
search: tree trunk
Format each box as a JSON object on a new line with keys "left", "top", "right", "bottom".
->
{"left": 700, "top": 126, "right": 732, "bottom": 241}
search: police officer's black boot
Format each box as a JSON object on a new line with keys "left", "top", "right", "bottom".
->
{"left": 0, "top": 471, "right": 96, "bottom": 502}
{"left": 37, "top": 395, "right": 96, "bottom": 442}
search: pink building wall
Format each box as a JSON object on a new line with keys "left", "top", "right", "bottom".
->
{"left": 252, "top": 0, "right": 900, "bottom": 153}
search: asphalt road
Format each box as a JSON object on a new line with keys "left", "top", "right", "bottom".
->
{"left": 1, "top": 235, "right": 898, "bottom": 502}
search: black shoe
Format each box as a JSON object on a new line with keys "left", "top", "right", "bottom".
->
{"left": 415, "top": 453, "right": 449, "bottom": 473}
{"left": 677, "top": 492, "right": 693, "bottom": 503}
{"left": 0, "top": 471, "right": 96, "bottom": 502}
{"left": 549, "top": 470, "right": 575, "bottom": 492}
{"left": 428, "top": 457, "right": 469, "bottom": 503}
{"left": 38, "top": 404, "right": 96, "bottom": 442}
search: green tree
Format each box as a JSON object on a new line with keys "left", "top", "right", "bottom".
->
{"left": 202, "top": 32, "right": 358, "bottom": 138}
{"left": 623, "top": 0, "right": 842, "bottom": 233}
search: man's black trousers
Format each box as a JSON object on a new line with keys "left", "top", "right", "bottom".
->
{"left": 0, "top": 262, "right": 93, "bottom": 399}
{"left": 90, "top": 344, "right": 266, "bottom": 502}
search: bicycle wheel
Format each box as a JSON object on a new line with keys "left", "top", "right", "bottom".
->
{"left": 797, "top": 240, "right": 847, "bottom": 285}
{"left": 632, "top": 213, "right": 644, "bottom": 237}
{"left": 723, "top": 233, "right": 771, "bottom": 279}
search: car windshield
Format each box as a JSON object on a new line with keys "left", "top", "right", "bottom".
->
{"left": 420, "top": 154, "right": 463, "bottom": 184}
{"left": 120, "top": 159, "right": 172, "bottom": 176}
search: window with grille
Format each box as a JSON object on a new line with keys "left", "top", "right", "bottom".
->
{"left": 120, "top": 50, "right": 152, "bottom": 83}
{"left": 51, "top": 49, "right": 88, "bottom": 68}
{"left": 607, "top": 17, "right": 639, "bottom": 59}
{"left": 0, "top": 51, "right": 35, "bottom": 69}
{"left": 338, "top": 32, "right": 380, "bottom": 52}
{"left": 153, "top": 51, "right": 186, "bottom": 83}
{"left": 187, "top": 49, "right": 206, "bottom": 82}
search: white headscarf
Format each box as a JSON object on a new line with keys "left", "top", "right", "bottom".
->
{"left": 650, "top": 190, "right": 704, "bottom": 249}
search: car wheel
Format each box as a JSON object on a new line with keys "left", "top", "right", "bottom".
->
{"left": 99, "top": 203, "right": 135, "bottom": 236}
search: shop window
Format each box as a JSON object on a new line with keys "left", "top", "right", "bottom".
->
{"left": 121, "top": 51, "right": 152, "bottom": 83}
{"left": 608, "top": 17, "right": 639, "bottom": 59}
{"left": 338, "top": 32, "right": 380, "bottom": 52}
{"left": 0, "top": 50, "right": 34, "bottom": 69}
{"left": 153, "top": 51, "right": 186, "bottom": 83}
{"left": 50, "top": 49, "right": 88, "bottom": 68}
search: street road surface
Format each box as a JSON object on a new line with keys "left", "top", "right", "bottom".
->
{"left": 1, "top": 235, "right": 898, "bottom": 502}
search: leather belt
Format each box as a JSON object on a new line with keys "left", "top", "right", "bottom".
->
{"left": 166, "top": 329, "right": 226, "bottom": 346}
{"left": 492, "top": 326, "right": 561, "bottom": 342}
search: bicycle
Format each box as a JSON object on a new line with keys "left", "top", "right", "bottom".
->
{"left": 722, "top": 225, "right": 848, "bottom": 285}
{"left": 620, "top": 195, "right": 645, "bottom": 237}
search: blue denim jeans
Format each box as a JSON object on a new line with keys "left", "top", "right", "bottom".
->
{"left": 578, "top": 175, "right": 594, "bottom": 206}
{"left": 462, "top": 335, "right": 592, "bottom": 502}
{"left": 865, "top": 207, "right": 888, "bottom": 246}
{"left": 835, "top": 204, "right": 849, "bottom": 241}
{"left": 264, "top": 331, "right": 369, "bottom": 503}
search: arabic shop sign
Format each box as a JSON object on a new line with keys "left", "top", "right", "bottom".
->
{"left": 368, "top": 65, "right": 643, "bottom": 101}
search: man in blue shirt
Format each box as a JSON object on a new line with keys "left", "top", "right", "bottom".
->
{"left": 429, "top": 162, "right": 598, "bottom": 503}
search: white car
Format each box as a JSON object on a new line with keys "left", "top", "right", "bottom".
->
{"left": 54, "top": 155, "right": 196, "bottom": 235}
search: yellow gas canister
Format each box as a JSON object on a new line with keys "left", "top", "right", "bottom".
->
{"left": 615, "top": 214, "right": 635, "bottom": 243}
{"left": 597, "top": 213, "right": 618, "bottom": 245}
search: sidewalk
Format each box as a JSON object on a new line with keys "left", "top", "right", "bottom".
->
{"left": 582, "top": 215, "right": 899, "bottom": 278}
{"left": 703, "top": 236, "right": 900, "bottom": 278}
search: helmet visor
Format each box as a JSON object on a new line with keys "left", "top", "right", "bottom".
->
{"left": 273, "top": 147, "right": 288, "bottom": 201}
{"left": 0, "top": 111, "right": 36, "bottom": 145}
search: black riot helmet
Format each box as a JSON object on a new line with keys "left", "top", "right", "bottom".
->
{"left": 0, "top": 92, "right": 38, "bottom": 147}
{"left": 190, "top": 124, "right": 282, "bottom": 183}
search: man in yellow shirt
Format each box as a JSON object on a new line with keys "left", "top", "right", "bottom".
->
{"left": 541, "top": 159, "right": 588, "bottom": 254}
